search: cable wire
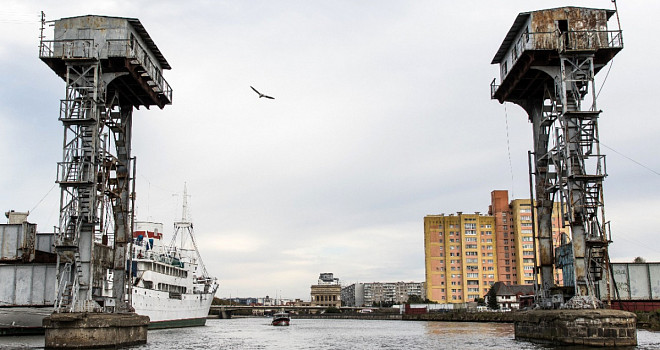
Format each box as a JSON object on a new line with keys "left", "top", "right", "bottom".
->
{"left": 596, "top": 60, "right": 614, "bottom": 100}
{"left": 600, "top": 142, "right": 660, "bottom": 176}
{"left": 504, "top": 103, "right": 516, "bottom": 198}
{"left": 30, "top": 183, "right": 57, "bottom": 213}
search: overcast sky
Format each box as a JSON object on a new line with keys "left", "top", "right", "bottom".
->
{"left": 1, "top": 1, "right": 658, "bottom": 300}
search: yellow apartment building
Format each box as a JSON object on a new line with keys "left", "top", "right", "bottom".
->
{"left": 510, "top": 199, "right": 536, "bottom": 285}
{"left": 490, "top": 190, "right": 571, "bottom": 286}
{"left": 424, "top": 212, "right": 497, "bottom": 303}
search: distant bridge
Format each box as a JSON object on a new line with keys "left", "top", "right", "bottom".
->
{"left": 209, "top": 305, "right": 369, "bottom": 318}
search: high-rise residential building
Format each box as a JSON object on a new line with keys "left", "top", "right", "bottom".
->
{"left": 340, "top": 283, "right": 363, "bottom": 307}
{"left": 424, "top": 213, "right": 497, "bottom": 303}
{"left": 425, "top": 191, "right": 571, "bottom": 304}
{"left": 490, "top": 190, "right": 569, "bottom": 286}
{"left": 511, "top": 199, "right": 536, "bottom": 285}
{"left": 490, "top": 190, "right": 515, "bottom": 285}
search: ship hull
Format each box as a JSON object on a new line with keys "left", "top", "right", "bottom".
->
{"left": 131, "top": 286, "right": 214, "bottom": 329}
{"left": 272, "top": 318, "right": 290, "bottom": 326}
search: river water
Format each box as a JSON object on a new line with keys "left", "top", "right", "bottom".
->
{"left": 1, "top": 318, "right": 659, "bottom": 349}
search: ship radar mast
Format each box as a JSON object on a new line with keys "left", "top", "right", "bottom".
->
{"left": 169, "top": 184, "right": 210, "bottom": 280}
{"left": 181, "top": 182, "right": 190, "bottom": 223}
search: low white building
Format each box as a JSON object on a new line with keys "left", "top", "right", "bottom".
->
{"left": 485, "top": 282, "right": 534, "bottom": 310}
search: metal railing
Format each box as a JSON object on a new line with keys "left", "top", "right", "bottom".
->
{"left": 39, "top": 39, "right": 96, "bottom": 60}
{"left": 511, "top": 30, "right": 624, "bottom": 66}
{"left": 492, "top": 29, "right": 623, "bottom": 98}
{"left": 39, "top": 38, "right": 172, "bottom": 104}
{"left": 490, "top": 78, "right": 499, "bottom": 100}
{"left": 558, "top": 30, "right": 624, "bottom": 53}
{"left": 107, "top": 39, "right": 173, "bottom": 103}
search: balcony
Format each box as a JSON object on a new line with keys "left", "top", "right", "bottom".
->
{"left": 40, "top": 38, "right": 172, "bottom": 108}
{"left": 491, "top": 29, "right": 623, "bottom": 102}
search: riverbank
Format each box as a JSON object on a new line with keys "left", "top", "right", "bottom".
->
{"left": 636, "top": 311, "right": 660, "bottom": 331}
{"left": 212, "top": 308, "right": 658, "bottom": 330}
{"left": 402, "top": 311, "right": 514, "bottom": 323}
{"left": 292, "top": 311, "right": 512, "bottom": 322}
{"left": 293, "top": 313, "right": 402, "bottom": 320}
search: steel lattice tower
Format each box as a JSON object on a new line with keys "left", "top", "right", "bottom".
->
{"left": 39, "top": 14, "right": 172, "bottom": 313}
{"left": 491, "top": 7, "right": 622, "bottom": 308}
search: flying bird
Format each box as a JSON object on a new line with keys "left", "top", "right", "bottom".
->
{"left": 250, "top": 86, "right": 275, "bottom": 99}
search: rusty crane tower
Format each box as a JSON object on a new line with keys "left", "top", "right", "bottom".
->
{"left": 491, "top": 7, "right": 622, "bottom": 308}
{"left": 39, "top": 15, "right": 172, "bottom": 313}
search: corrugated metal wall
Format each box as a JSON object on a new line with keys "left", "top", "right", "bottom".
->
{"left": 600, "top": 263, "right": 660, "bottom": 301}
{"left": 0, "top": 264, "right": 56, "bottom": 306}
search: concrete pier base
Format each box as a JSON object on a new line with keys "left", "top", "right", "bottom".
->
{"left": 43, "top": 313, "right": 149, "bottom": 349}
{"left": 515, "top": 309, "right": 637, "bottom": 347}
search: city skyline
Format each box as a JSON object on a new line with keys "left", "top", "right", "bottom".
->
{"left": 1, "top": 0, "right": 659, "bottom": 300}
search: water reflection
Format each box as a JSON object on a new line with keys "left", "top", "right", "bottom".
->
{"left": 1, "top": 319, "right": 659, "bottom": 349}
{"left": 425, "top": 321, "right": 514, "bottom": 337}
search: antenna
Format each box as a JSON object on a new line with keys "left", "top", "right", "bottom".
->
{"left": 182, "top": 182, "right": 189, "bottom": 222}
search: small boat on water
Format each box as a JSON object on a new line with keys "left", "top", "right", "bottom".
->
{"left": 271, "top": 311, "right": 290, "bottom": 326}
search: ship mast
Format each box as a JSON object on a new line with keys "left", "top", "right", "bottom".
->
{"left": 170, "top": 184, "right": 210, "bottom": 280}
{"left": 181, "top": 182, "right": 189, "bottom": 223}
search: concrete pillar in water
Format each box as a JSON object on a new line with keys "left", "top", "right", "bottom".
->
{"left": 43, "top": 313, "right": 149, "bottom": 349}
{"left": 514, "top": 309, "right": 637, "bottom": 347}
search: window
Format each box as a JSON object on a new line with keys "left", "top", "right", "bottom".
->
{"left": 465, "top": 223, "right": 476, "bottom": 229}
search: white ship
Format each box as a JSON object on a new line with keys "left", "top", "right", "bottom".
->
{"left": 1, "top": 188, "right": 218, "bottom": 333}
{"left": 126, "top": 188, "right": 218, "bottom": 328}
{"left": 129, "top": 220, "right": 217, "bottom": 328}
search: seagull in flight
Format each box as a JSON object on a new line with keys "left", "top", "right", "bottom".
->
{"left": 250, "top": 86, "right": 275, "bottom": 99}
